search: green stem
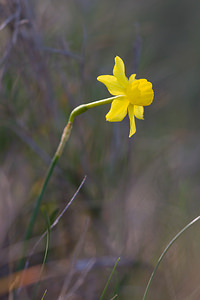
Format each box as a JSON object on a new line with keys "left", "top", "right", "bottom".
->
{"left": 142, "top": 215, "right": 200, "bottom": 300}
{"left": 18, "top": 95, "right": 119, "bottom": 271}
{"left": 18, "top": 154, "right": 59, "bottom": 271}
{"left": 69, "top": 95, "right": 121, "bottom": 123}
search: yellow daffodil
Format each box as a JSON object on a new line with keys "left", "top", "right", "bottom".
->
{"left": 97, "top": 56, "right": 154, "bottom": 137}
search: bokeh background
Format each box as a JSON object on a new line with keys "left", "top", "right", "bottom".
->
{"left": 0, "top": 0, "right": 200, "bottom": 299}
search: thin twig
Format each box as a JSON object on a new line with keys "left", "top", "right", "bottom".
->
{"left": 0, "top": 0, "right": 21, "bottom": 66}
{"left": 42, "top": 47, "right": 82, "bottom": 61}
{"left": 58, "top": 218, "right": 91, "bottom": 299}
{"left": 9, "top": 122, "right": 52, "bottom": 165}
{"left": 0, "top": 14, "right": 16, "bottom": 31}
{"left": 28, "top": 175, "right": 86, "bottom": 265}
{"left": 132, "top": 22, "right": 142, "bottom": 74}
{"left": 110, "top": 295, "right": 118, "bottom": 300}
{"left": 64, "top": 259, "right": 95, "bottom": 300}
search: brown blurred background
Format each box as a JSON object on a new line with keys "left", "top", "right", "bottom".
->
{"left": 0, "top": 0, "right": 200, "bottom": 299}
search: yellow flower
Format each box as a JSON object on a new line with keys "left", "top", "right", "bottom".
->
{"left": 97, "top": 56, "right": 154, "bottom": 137}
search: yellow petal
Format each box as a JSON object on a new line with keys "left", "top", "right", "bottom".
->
{"left": 129, "top": 74, "right": 136, "bottom": 83}
{"left": 97, "top": 75, "right": 125, "bottom": 96}
{"left": 113, "top": 56, "right": 128, "bottom": 87}
{"left": 106, "top": 97, "right": 129, "bottom": 122}
{"left": 128, "top": 104, "right": 136, "bottom": 137}
{"left": 134, "top": 105, "right": 144, "bottom": 119}
{"left": 127, "top": 79, "right": 154, "bottom": 106}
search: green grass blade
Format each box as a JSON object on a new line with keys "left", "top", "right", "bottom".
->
{"left": 143, "top": 215, "right": 200, "bottom": 300}
{"left": 41, "top": 289, "right": 47, "bottom": 300}
{"left": 100, "top": 257, "right": 120, "bottom": 300}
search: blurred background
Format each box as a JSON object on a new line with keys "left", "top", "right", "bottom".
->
{"left": 0, "top": 0, "right": 200, "bottom": 299}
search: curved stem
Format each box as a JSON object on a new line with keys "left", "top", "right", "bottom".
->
{"left": 18, "top": 95, "right": 119, "bottom": 270}
{"left": 69, "top": 95, "right": 121, "bottom": 123}
{"left": 142, "top": 215, "right": 200, "bottom": 300}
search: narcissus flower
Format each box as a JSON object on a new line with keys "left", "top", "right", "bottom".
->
{"left": 97, "top": 56, "right": 154, "bottom": 137}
